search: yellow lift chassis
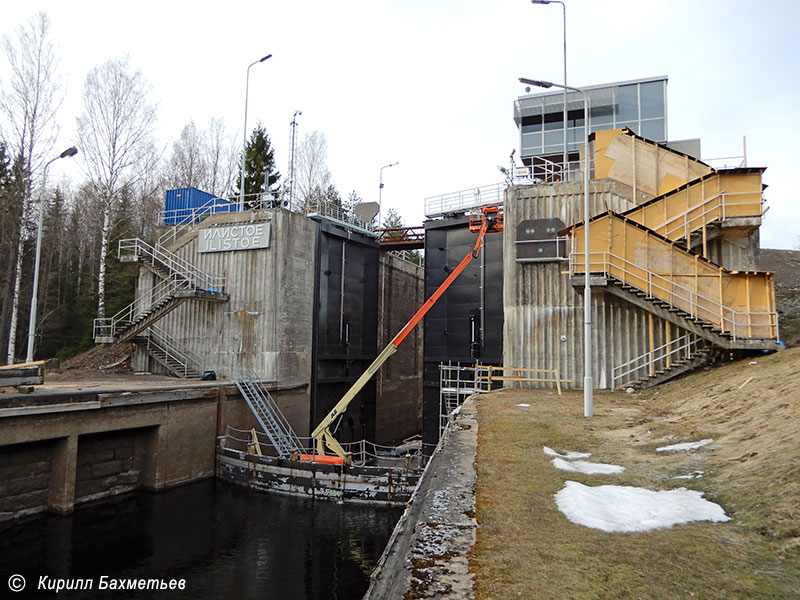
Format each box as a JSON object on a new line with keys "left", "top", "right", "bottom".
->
{"left": 310, "top": 205, "right": 503, "bottom": 464}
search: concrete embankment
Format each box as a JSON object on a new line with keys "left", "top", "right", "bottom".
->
{"left": 0, "top": 377, "right": 298, "bottom": 522}
{"left": 364, "top": 398, "right": 478, "bottom": 600}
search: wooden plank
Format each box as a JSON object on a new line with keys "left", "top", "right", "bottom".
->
{"left": 0, "top": 360, "right": 47, "bottom": 371}
{"left": 475, "top": 375, "right": 574, "bottom": 383}
{"left": 0, "top": 366, "right": 43, "bottom": 386}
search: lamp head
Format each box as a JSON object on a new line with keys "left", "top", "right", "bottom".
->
{"left": 519, "top": 77, "right": 553, "bottom": 89}
{"left": 260, "top": 54, "right": 272, "bottom": 62}
{"left": 531, "top": 0, "right": 553, "bottom": 4}
{"left": 60, "top": 146, "right": 78, "bottom": 159}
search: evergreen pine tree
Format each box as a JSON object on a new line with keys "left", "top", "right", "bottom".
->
{"left": 237, "top": 123, "right": 281, "bottom": 202}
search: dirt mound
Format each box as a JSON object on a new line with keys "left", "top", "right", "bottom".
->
{"left": 61, "top": 343, "right": 134, "bottom": 371}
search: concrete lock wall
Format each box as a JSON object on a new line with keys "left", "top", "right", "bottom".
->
{"left": 134, "top": 208, "right": 317, "bottom": 386}
{"left": 132, "top": 208, "right": 423, "bottom": 445}
{"left": 0, "top": 388, "right": 221, "bottom": 520}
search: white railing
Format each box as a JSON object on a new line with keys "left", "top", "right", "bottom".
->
{"left": 438, "top": 362, "right": 481, "bottom": 438}
{"left": 570, "top": 251, "right": 778, "bottom": 341}
{"left": 526, "top": 156, "right": 591, "bottom": 184}
{"left": 514, "top": 236, "right": 570, "bottom": 262}
{"left": 703, "top": 155, "right": 746, "bottom": 169}
{"left": 93, "top": 274, "right": 186, "bottom": 340}
{"left": 158, "top": 189, "right": 376, "bottom": 247}
{"left": 157, "top": 195, "right": 243, "bottom": 248}
{"left": 143, "top": 324, "right": 204, "bottom": 378}
{"left": 221, "top": 426, "right": 427, "bottom": 467}
{"left": 118, "top": 238, "right": 227, "bottom": 293}
{"left": 649, "top": 191, "right": 764, "bottom": 242}
{"left": 611, "top": 333, "right": 704, "bottom": 389}
{"left": 424, "top": 182, "right": 506, "bottom": 218}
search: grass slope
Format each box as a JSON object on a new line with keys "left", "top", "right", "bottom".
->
{"left": 471, "top": 348, "right": 800, "bottom": 599}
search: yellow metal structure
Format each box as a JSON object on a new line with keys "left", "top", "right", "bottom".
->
{"left": 592, "top": 128, "right": 713, "bottom": 197}
{"left": 619, "top": 169, "right": 764, "bottom": 247}
{"left": 568, "top": 213, "right": 777, "bottom": 341}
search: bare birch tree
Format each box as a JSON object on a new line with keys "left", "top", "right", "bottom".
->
{"left": 294, "top": 130, "right": 332, "bottom": 208}
{"left": 76, "top": 56, "right": 158, "bottom": 319}
{"left": 165, "top": 120, "right": 208, "bottom": 189}
{"left": 0, "top": 12, "right": 63, "bottom": 363}
{"left": 205, "top": 117, "right": 237, "bottom": 198}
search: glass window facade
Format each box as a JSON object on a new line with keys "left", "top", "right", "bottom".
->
{"left": 516, "top": 77, "right": 667, "bottom": 162}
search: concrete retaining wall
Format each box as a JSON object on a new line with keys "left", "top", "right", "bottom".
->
{"left": 364, "top": 398, "right": 478, "bottom": 599}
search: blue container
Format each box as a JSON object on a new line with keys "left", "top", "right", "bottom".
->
{"left": 163, "top": 187, "right": 237, "bottom": 225}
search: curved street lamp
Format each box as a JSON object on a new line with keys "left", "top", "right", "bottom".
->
{"left": 239, "top": 54, "right": 272, "bottom": 211}
{"left": 520, "top": 77, "right": 593, "bottom": 417}
{"left": 26, "top": 146, "right": 79, "bottom": 363}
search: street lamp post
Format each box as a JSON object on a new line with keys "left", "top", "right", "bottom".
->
{"left": 288, "top": 110, "right": 302, "bottom": 209}
{"left": 26, "top": 146, "right": 78, "bottom": 363}
{"left": 239, "top": 54, "right": 272, "bottom": 211}
{"left": 377, "top": 162, "right": 398, "bottom": 228}
{"left": 530, "top": 0, "right": 568, "bottom": 177}
{"left": 520, "top": 77, "right": 593, "bottom": 417}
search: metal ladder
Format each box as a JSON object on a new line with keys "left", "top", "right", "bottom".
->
{"left": 235, "top": 379, "right": 303, "bottom": 458}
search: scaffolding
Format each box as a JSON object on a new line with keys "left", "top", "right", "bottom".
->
{"left": 438, "top": 362, "right": 481, "bottom": 438}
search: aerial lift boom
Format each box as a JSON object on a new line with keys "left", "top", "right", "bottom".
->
{"left": 310, "top": 205, "right": 503, "bottom": 464}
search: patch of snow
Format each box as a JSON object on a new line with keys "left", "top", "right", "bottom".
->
{"left": 552, "top": 457, "right": 625, "bottom": 475}
{"left": 555, "top": 481, "right": 730, "bottom": 532}
{"left": 674, "top": 470, "right": 704, "bottom": 480}
{"left": 543, "top": 446, "right": 591, "bottom": 460}
{"left": 516, "top": 403, "right": 530, "bottom": 407}
{"left": 656, "top": 439, "right": 713, "bottom": 453}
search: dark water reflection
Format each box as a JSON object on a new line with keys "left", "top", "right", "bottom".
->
{"left": 0, "top": 479, "right": 403, "bottom": 599}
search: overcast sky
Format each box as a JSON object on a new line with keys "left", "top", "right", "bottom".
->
{"left": 2, "top": 0, "right": 798, "bottom": 248}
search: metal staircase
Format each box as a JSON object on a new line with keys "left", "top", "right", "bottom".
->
{"left": 135, "top": 325, "right": 203, "bottom": 379}
{"left": 235, "top": 379, "right": 304, "bottom": 459}
{"left": 569, "top": 213, "right": 778, "bottom": 350}
{"left": 93, "top": 239, "right": 228, "bottom": 343}
{"left": 612, "top": 333, "right": 716, "bottom": 390}
{"left": 118, "top": 238, "right": 226, "bottom": 292}
{"left": 618, "top": 168, "right": 764, "bottom": 251}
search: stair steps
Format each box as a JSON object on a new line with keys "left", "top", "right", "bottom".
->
{"left": 94, "top": 238, "right": 228, "bottom": 343}
{"left": 235, "top": 379, "right": 303, "bottom": 458}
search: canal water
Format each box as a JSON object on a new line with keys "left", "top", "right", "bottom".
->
{"left": 0, "top": 479, "right": 403, "bottom": 599}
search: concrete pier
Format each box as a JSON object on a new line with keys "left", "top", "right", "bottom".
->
{"left": 0, "top": 377, "right": 288, "bottom": 521}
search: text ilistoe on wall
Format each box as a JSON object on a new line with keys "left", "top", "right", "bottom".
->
{"left": 197, "top": 223, "right": 271, "bottom": 253}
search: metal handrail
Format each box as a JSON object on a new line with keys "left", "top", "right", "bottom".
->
{"left": 142, "top": 325, "right": 203, "bottom": 378}
{"left": 703, "top": 155, "right": 746, "bottom": 169}
{"left": 234, "top": 375, "right": 304, "bottom": 458}
{"left": 612, "top": 333, "right": 702, "bottom": 388}
{"left": 157, "top": 195, "right": 243, "bottom": 248}
{"left": 119, "top": 238, "right": 227, "bottom": 292}
{"left": 570, "top": 251, "right": 778, "bottom": 341}
{"left": 424, "top": 182, "right": 506, "bottom": 218}
{"left": 514, "top": 236, "right": 570, "bottom": 262}
{"left": 221, "top": 426, "right": 425, "bottom": 467}
{"left": 93, "top": 275, "right": 186, "bottom": 339}
{"left": 652, "top": 191, "right": 763, "bottom": 241}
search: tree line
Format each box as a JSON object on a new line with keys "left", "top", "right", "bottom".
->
{"left": 0, "top": 13, "right": 407, "bottom": 365}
